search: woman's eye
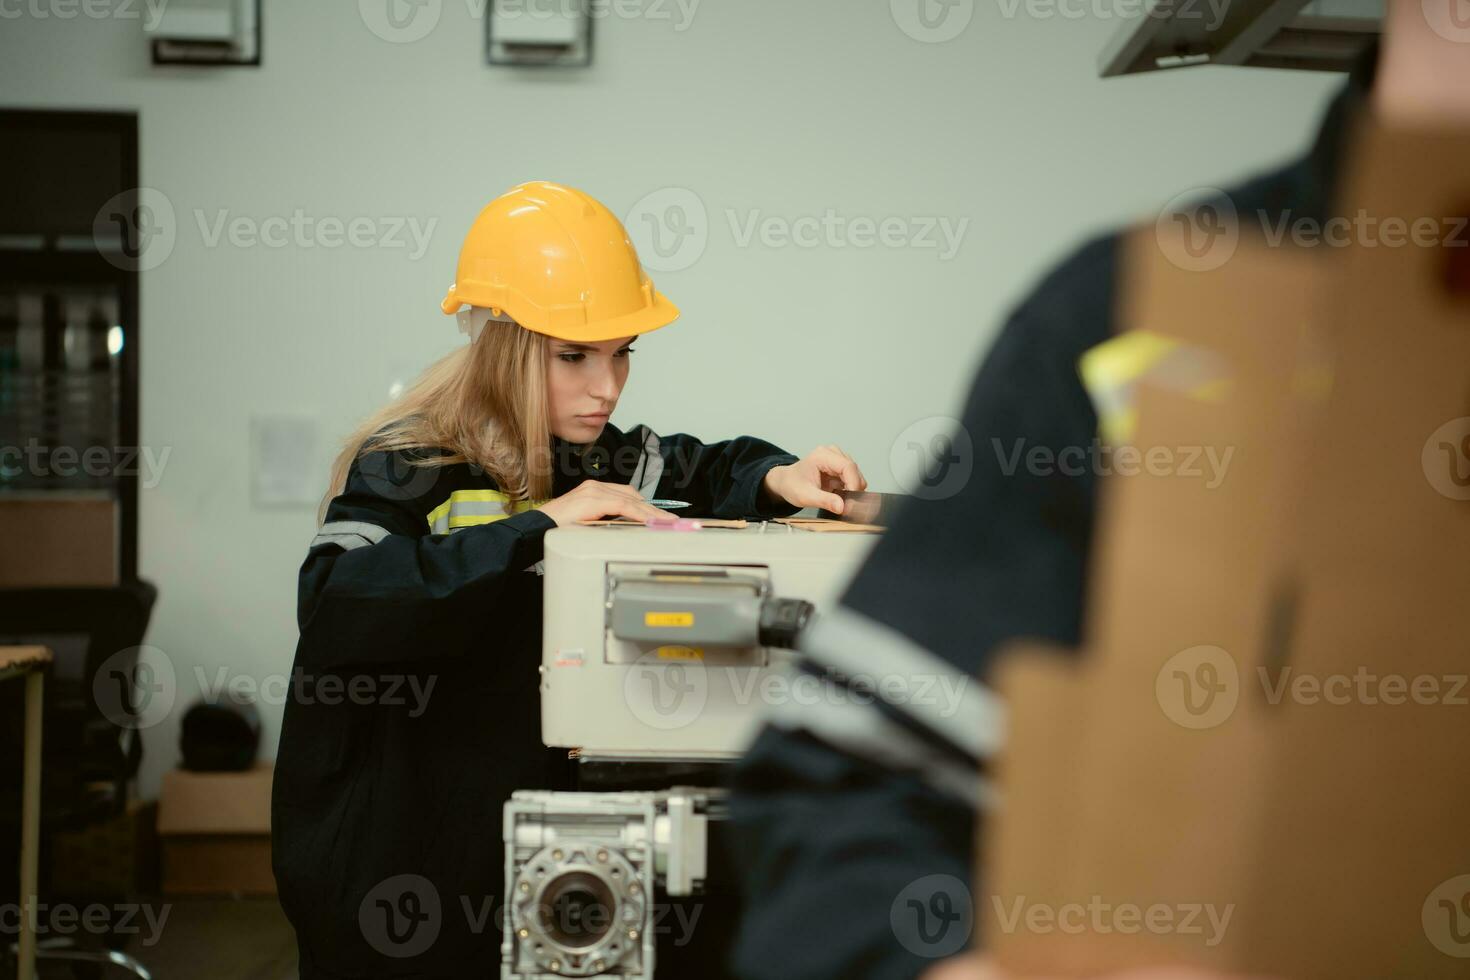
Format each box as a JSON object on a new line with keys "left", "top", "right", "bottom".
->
{"left": 558, "top": 353, "right": 584, "bottom": 364}
{"left": 615, "top": 348, "right": 636, "bottom": 358}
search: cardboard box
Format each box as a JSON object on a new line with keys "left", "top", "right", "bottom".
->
{"left": 983, "top": 123, "right": 1470, "bottom": 979}
{"left": 51, "top": 798, "right": 160, "bottom": 897}
{"left": 0, "top": 493, "right": 118, "bottom": 587}
{"left": 157, "top": 764, "right": 275, "bottom": 896}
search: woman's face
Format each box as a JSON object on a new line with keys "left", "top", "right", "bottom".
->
{"left": 546, "top": 334, "right": 636, "bottom": 443}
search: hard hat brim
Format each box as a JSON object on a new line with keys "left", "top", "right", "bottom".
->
{"left": 537, "top": 290, "right": 680, "bottom": 343}
{"left": 444, "top": 290, "right": 680, "bottom": 344}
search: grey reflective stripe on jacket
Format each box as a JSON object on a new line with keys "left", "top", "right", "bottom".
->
{"left": 759, "top": 662, "right": 996, "bottom": 810}
{"left": 757, "top": 605, "right": 1004, "bottom": 807}
{"left": 309, "top": 521, "right": 392, "bottom": 552}
{"left": 427, "top": 496, "right": 511, "bottom": 535}
{"left": 630, "top": 428, "right": 664, "bottom": 499}
{"left": 798, "top": 606, "right": 1005, "bottom": 762}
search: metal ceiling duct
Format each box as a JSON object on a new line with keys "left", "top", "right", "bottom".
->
{"left": 1099, "top": 0, "right": 1382, "bottom": 76}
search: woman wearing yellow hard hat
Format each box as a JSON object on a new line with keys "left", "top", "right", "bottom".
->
{"left": 271, "top": 181, "right": 866, "bottom": 977}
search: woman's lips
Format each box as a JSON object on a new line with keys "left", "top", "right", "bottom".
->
{"left": 577, "top": 413, "right": 609, "bottom": 422}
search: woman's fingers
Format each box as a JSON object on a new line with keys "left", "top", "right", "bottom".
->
{"left": 917, "top": 953, "right": 997, "bottom": 980}
{"left": 543, "top": 480, "right": 669, "bottom": 524}
{"left": 599, "top": 483, "right": 674, "bottom": 521}
{"left": 552, "top": 446, "right": 866, "bottom": 526}
{"left": 814, "top": 446, "right": 867, "bottom": 492}
{"left": 789, "top": 477, "right": 846, "bottom": 514}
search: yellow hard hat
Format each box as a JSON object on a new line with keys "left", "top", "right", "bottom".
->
{"left": 440, "top": 181, "right": 680, "bottom": 343}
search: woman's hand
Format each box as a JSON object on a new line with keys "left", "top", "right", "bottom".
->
{"left": 920, "top": 953, "right": 994, "bottom": 980}
{"left": 920, "top": 955, "right": 1275, "bottom": 980}
{"left": 762, "top": 445, "right": 868, "bottom": 515}
{"left": 537, "top": 481, "right": 678, "bottom": 527}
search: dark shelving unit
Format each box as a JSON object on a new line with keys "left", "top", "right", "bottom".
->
{"left": 1, "top": 109, "right": 141, "bottom": 582}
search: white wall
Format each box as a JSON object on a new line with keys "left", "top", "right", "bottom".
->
{"left": 0, "top": 0, "right": 1344, "bottom": 797}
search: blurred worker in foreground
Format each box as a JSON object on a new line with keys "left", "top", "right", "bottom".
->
{"left": 728, "top": 6, "right": 1469, "bottom": 980}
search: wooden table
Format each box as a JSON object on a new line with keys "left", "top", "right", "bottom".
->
{"left": 1, "top": 645, "right": 51, "bottom": 980}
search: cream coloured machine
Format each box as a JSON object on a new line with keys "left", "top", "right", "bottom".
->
{"left": 503, "top": 522, "right": 878, "bottom": 979}
{"left": 540, "top": 523, "right": 876, "bottom": 758}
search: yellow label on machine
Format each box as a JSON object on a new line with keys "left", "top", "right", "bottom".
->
{"left": 645, "top": 611, "right": 694, "bottom": 628}
{"left": 656, "top": 646, "right": 705, "bottom": 661}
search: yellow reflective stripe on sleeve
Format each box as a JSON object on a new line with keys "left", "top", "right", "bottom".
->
{"left": 448, "top": 512, "right": 510, "bottom": 529}
{"left": 1078, "top": 330, "right": 1230, "bottom": 445}
{"left": 426, "top": 498, "right": 454, "bottom": 534}
{"left": 426, "top": 490, "right": 551, "bottom": 534}
{"left": 445, "top": 489, "right": 514, "bottom": 504}
{"left": 1078, "top": 330, "right": 1180, "bottom": 445}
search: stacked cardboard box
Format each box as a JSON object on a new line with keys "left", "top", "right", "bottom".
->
{"left": 0, "top": 494, "right": 117, "bottom": 587}
{"left": 157, "top": 764, "right": 275, "bottom": 896}
{"left": 51, "top": 799, "right": 160, "bottom": 896}
{"left": 984, "top": 123, "right": 1470, "bottom": 978}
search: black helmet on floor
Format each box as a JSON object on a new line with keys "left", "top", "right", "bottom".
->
{"left": 179, "top": 697, "right": 262, "bottom": 772}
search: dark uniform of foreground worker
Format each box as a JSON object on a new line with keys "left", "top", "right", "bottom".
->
{"left": 729, "top": 14, "right": 1468, "bottom": 980}
{"left": 271, "top": 182, "right": 866, "bottom": 978}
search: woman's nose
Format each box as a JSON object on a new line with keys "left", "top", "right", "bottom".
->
{"left": 589, "top": 363, "right": 620, "bottom": 401}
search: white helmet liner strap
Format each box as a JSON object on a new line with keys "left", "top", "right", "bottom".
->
{"left": 456, "top": 305, "right": 517, "bottom": 343}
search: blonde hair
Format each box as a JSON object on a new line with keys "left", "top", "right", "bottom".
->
{"left": 319, "top": 320, "right": 552, "bottom": 524}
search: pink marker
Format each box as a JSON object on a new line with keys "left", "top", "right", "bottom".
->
{"left": 645, "top": 517, "right": 703, "bottom": 531}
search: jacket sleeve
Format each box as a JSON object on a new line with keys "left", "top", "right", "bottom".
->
{"left": 618, "top": 423, "right": 804, "bottom": 520}
{"left": 728, "top": 237, "right": 1117, "bottom": 980}
{"left": 295, "top": 449, "right": 556, "bottom": 671}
